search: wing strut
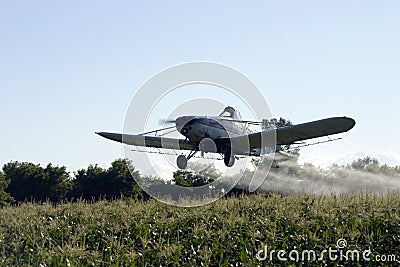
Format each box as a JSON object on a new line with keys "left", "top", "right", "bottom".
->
{"left": 281, "top": 136, "right": 342, "bottom": 152}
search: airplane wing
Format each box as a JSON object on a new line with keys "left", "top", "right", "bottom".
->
{"left": 274, "top": 116, "right": 355, "bottom": 145}
{"left": 95, "top": 132, "right": 196, "bottom": 150}
{"left": 97, "top": 117, "right": 355, "bottom": 154}
{"left": 227, "top": 117, "right": 355, "bottom": 152}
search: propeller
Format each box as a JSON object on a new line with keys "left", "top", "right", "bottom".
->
{"left": 158, "top": 118, "right": 176, "bottom": 126}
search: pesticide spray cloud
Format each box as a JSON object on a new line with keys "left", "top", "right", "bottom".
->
{"left": 233, "top": 157, "right": 400, "bottom": 195}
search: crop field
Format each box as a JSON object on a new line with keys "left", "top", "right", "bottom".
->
{"left": 1, "top": 193, "right": 400, "bottom": 266}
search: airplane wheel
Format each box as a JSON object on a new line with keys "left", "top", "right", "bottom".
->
{"left": 177, "top": 155, "right": 188, "bottom": 169}
{"left": 199, "top": 138, "right": 217, "bottom": 153}
{"left": 224, "top": 154, "right": 235, "bottom": 167}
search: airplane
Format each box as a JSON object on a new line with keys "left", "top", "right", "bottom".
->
{"left": 96, "top": 106, "right": 355, "bottom": 169}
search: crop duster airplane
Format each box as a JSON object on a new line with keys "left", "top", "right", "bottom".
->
{"left": 96, "top": 106, "right": 355, "bottom": 169}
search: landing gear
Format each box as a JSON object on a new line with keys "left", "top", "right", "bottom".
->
{"left": 224, "top": 153, "right": 235, "bottom": 167}
{"left": 272, "top": 161, "right": 280, "bottom": 168}
{"left": 177, "top": 155, "right": 187, "bottom": 169}
{"left": 176, "top": 146, "right": 198, "bottom": 169}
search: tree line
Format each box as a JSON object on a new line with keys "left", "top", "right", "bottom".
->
{"left": 1, "top": 155, "right": 399, "bottom": 206}
{"left": 0, "top": 159, "right": 149, "bottom": 206}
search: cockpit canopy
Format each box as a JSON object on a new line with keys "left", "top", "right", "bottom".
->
{"left": 218, "top": 106, "right": 242, "bottom": 120}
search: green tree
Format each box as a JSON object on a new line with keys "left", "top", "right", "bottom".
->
{"left": 0, "top": 171, "right": 14, "bottom": 206}
{"left": 173, "top": 170, "right": 215, "bottom": 187}
{"left": 347, "top": 157, "right": 400, "bottom": 176}
{"left": 104, "top": 159, "right": 144, "bottom": 198}
{"left": 3, "top": 161, "right": 72, "bottom": 202}
{"left": 172, "top": 163, "right": 220, "bottom": 187}
{"left": 73, "top": 159, "right": 145, "bottom": 200}
{"left": 73, "top": 164, "right": 106, "bottom": 199}
{"left": 350, "top": 156, "right": 380, "bottom": 173}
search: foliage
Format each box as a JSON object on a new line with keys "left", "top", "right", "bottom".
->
{"left": 350, "top": 156, "right": 381, "bottom": 173}
{"left": 0, "top": 171, "right": 13, "bottom": 206}
{"left": 73, "top": 158, "right": 145, "bottom": 200}
{"left": 3, "top": 162, "right": 72, "bottom": 203}
{"left": 0, "top": 156, "right": 399, "bottom": 205}
{"left": 0, "top": 159, "right": 147, "bottom": 204}
{"left": 172, "top": 164, "right": 221, "bottom": 187}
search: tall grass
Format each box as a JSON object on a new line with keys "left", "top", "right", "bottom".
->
{"left": 0, "top": 193, "right": 399, "bottom": 266}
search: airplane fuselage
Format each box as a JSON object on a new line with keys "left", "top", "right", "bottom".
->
{"left": 176, "top": 116, "right": 250, "bottom": 143}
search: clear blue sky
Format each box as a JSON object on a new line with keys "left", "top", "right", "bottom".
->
{"left": 1, "top": 1, "right": 399, "bottom": 171}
